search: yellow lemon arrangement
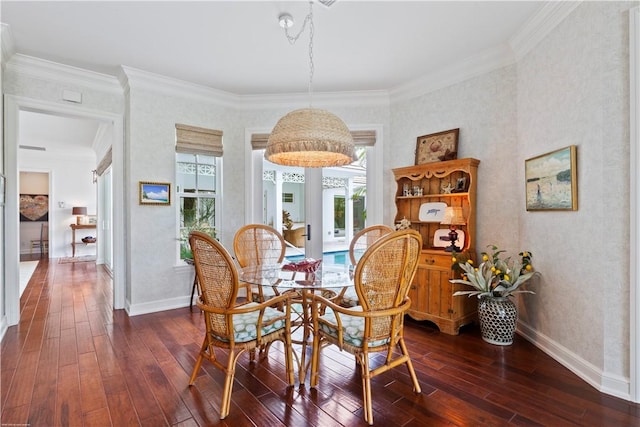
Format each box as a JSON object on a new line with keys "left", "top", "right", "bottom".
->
{"left": 450, "top": 245, "right": 539, "bottom": 298}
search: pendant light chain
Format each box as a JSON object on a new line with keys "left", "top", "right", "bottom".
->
{"left": 283, "top": 2, "right": 315, "bottom": 108}
{"left": 308, "top": 3, "right": 314, "bottom": 107}
{"left": 266, "top": 1, "right": 354, "bottom": 168}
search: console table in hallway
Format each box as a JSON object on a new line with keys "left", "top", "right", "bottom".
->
{"left": 70, "top": 223, "right": 96, "bottom": 257}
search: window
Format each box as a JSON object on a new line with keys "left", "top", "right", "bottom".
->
{"left": 283, "top": 192, "right": 294, "bottom": 203}
{"left": 175, "top": 124, "right": 223, "bottom": 260}
{"left": 176, "top": 154, "right": 220, "bottom": 258}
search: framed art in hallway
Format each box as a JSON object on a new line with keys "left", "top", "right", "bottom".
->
{"left": 525, "top": 145, "right": 577, "bottom": 211}
{"left": 139, "top": 181, "right": 171, "bottom": 205}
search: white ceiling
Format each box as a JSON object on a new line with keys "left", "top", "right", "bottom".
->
{"left": 2, "top": 0, "right": 545, "bottom": 149}
{"left": 19, "top": 111, "right": 101, "bottom": 152}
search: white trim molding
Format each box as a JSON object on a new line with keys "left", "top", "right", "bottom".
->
{"left": 390, "top": 44, "right": 516, "bottom": 103}
{"left": 1, "top": 23, "right": 15, "bottom": 68}
{"left": 630, "top": 5, "right": 640, "bottom": 404}
{"left": 518, "top": 321, "right": 630, "bottom": 400}
{"left": 390, "top": 0, "right": 582, "bottom": 104}
{"left": 509, "top": 1, "right": 582, "bottom": 61}
{"left": 6, "top": 54, "right": 121, "bottom": 94}
{"left": 119, "top": 65, "right": 237, "bottom": 108}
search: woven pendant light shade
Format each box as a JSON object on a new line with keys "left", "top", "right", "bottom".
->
{"left": 265, "top": 108, "right": 355, "bottom": 168}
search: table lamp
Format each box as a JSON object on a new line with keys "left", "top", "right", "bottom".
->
{"left": 72, "top": 206, "right": 87, "bottom": 225}
{"left": 440, "top": 206, "right": 465, "bottom": 252}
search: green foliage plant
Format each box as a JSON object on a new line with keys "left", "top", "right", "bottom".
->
{"left": 450, "top": 245, "right": 540, "bottom": 298}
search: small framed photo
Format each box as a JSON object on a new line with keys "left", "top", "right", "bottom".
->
{"left": 87, "top": 215, "right": 98, "bottom": 225}
{"left": 525, "top": 145, "right": 577, "bottom": 211}
{"left": 415, "top": 128, "right": 459, "bottom": 165}
{"left": 139, "top": 181, "right": 171, "bottom": 205}
{"left": 452, "top": 177, "right": 467, "bottom": 193}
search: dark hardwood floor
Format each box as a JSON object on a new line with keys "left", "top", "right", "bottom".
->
{"left": 3, "top": 257, "right": 640, "bottom": 426}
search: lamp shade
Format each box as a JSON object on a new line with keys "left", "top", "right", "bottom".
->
{"left": 440, "top": 206, "right": 465, "bottom": 225}
{"left": 72, "top": 206, "right": 87, "bottom": 216}
{"left": 265, "top": 108, "right": 355, "bottom": 168}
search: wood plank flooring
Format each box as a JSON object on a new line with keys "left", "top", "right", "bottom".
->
{"left": 3, "top": 257, "right": 640, "bottom": 426}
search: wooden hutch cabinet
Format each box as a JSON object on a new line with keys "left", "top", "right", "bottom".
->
{"left": 393, "top": 158, "right": 480, "bottom": 335}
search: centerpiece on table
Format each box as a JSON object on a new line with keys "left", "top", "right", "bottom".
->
{"left": 450, "top": 245, "right": 540, "bottom": 345}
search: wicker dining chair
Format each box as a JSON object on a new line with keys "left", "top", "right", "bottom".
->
{"left": 233, "top": 224, "right": 287, "bottom": 302}
{"left": 336, "top": 224, "right": 395, "bottom": 307}
{"left": 348, "top": 224, "right": 395, "bottom": 265}
{"left": 188, "top": 231, "right": 294, "bottom": 419}
{"left": 309, "top": 229, "right": 423, "bottom": 425}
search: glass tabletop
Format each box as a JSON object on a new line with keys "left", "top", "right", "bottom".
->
{"left": 238, "top": 262, "right": 354, "bottom": 290}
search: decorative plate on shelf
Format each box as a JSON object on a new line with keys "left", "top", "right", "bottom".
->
{"left": 433, "top": 229, "right": 465, "bottom": 248}
{"left": 418, "top": 202, "right": 448, "bottom": 222}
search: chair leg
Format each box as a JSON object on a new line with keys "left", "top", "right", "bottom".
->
{"left": 189, "top": 275, "right": 198, "bottom": 311}
{"left": 189, "top": 339, "right": 208, "bottom": 385}
{"left": 310, "top": 331, "right": 321, "bottom": 387}
{"left": 360, "top": 355, "right": 374, "bottom": 425}
{"left": 398, "top": 338, "right": 421, "bottom": 394}
{"left": 220, "top": 349, "right": 243, "bottom": 419}
{"left": 283, "top": 335, "right": 294, "bottom": 386}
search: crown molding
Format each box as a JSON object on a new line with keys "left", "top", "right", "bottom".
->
{"left": 119, "top": 65, "right": 238, "bottom": 109}
{"left": 5, "top": 54, "right": 121, "bottom": 94}
{"left": 509, "top": 1, "right": 582, "bottom": 61}
{"left": 1, "top": 23, "right": 16, "bottom": 69}
{"left": 389, "top": 44, "right": 516, "bottom": 104}
{"left": 237, "top": 90, "right": 390, "bottom": 111}
{"left": 5, "top": 1, "right": 581, "bottom": 112}
{"left": 388, "top": 1, "right": 582, "bottom": 104}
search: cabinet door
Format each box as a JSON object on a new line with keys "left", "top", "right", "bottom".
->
{"left": 427, "top": 268, "right": 453, "bottom": 319}
{"left": 408, "top": 265, "right": 429, "bottom": 314}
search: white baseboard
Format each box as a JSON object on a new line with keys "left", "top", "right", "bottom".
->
{"left": 0, "top": 315, "right": 7, "bottom": 342}
{"left": 125, "top": 295, "right": 192, "bottom": 316}
{"left": 518, "top": 320, "right": 630, "bottom": 400}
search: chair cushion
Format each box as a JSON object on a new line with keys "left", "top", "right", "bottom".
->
{"left": 250, "top": 286, "right": 278, "bottom": 303}
{"left": 217, "top": 303, "right": 286, "bottom": 343}
{"left": 340, "top": 288, "right": 360, "bottom": 307}
{"left": 318, "top": 306, "right": 389, "bottom": 348}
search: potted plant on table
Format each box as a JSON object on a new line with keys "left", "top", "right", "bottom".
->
{"left": 450, "top": 245, "right": 540, "bottom": 345}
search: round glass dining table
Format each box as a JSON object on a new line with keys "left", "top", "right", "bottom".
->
{"left": 238, "top": 262, "right": 355, "bottom": 384}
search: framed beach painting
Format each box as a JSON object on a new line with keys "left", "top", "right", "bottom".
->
{"left": 525, "top": 145, "right": 577, "bottom": 211}
{"left": 139, "top": 181, "right": 171, "bottom": 205}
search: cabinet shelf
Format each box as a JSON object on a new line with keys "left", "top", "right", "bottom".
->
{"left": 397, "top": 192, "right": 469, "bottom": 200}
{"left": 393, "top": 158, "right": 479, "bottom": 335}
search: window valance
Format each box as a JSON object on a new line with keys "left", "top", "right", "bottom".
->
{"left": 176, "top": 124, "right": 223, "bottom": 156}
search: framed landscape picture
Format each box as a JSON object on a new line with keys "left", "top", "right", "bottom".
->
{"left": 415, "top": 128, "right": 459, "bottom": 165}
{"left": 525, "top": 145, "right": 577, "bottom": 211}
{"left": 139, "top": 181, "right": 171, "bottom": 205}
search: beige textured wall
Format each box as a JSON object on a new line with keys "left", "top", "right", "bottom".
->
{"left": 389, "top": 65, "right": 519, "bottom": 254}
{"left": 389, "top": 1, "right": 634, "bottom": 396}
{"left": 517, "top": 1, "right": 632, "bottom": 382}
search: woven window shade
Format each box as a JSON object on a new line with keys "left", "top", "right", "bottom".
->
{"left": 176, "top": 124, "right": 223, "bottom": 156}
{"left": 252, "top": 130, "right": 375, "bottom": 150}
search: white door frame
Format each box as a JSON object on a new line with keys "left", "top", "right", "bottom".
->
{"left": 630, "top": 5, "right": 639, "bottom": 403}
{"left": 3, "top": 95, "right": 126, "bottom": 326}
